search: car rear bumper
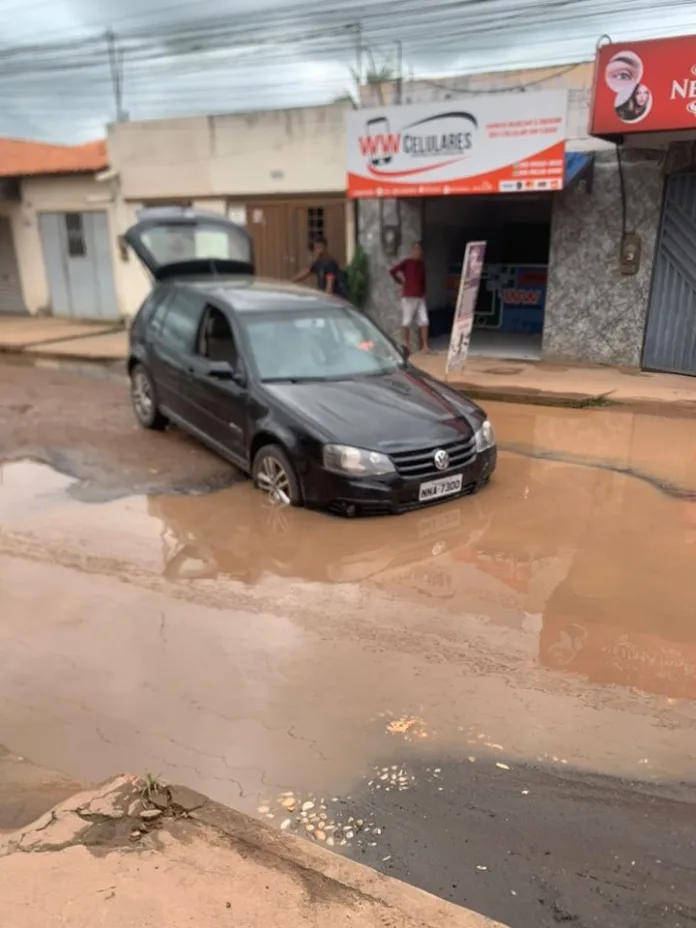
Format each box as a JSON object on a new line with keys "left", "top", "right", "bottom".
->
{"left": 304, "top": 447, "right": 497, "bottom": 516}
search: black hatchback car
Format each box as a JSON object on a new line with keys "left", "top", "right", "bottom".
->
{"left": 126, "top": 208, "right": 496, "bottom": 515}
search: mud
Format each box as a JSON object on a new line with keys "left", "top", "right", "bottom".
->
{"left": 2, "top": 363, "right": 696, "bottom": 927}
{"left": 0, "top": 360, "right": 240, "bottom": 499}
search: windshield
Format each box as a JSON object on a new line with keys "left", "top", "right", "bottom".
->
{"left": 240, "top": 306, "right": 405, "bottom": 382}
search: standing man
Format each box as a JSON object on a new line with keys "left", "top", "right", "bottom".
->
{"left": 293, "top": 237, "right": 346, "bottom": 298}
{"left": 390, "top": 241, "right": 428, "bottom": 353}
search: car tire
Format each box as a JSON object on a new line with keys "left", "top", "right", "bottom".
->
{"left": 130, "top": 363, "right": 168, "bottom": 431}
{"left": 252, "top": 444, "right": 301, "bottom": 507}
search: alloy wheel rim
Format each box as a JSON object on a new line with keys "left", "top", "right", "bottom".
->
{"left": 257, "top": 456, "right": 292, "bottom": 506}
{"left": 132, "top": 371, "right": 153, "bottom": 421}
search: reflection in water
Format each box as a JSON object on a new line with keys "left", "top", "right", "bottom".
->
{"left": 2, "top": 402, "right": 696, "bottom": 712}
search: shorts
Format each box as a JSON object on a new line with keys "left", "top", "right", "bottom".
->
{"left": 401, "top": 297, "right": 429, "bottom": 327}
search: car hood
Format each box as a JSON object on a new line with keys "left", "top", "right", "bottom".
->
{"left": 264, "top": 367, "right": 484, "bottom": 450}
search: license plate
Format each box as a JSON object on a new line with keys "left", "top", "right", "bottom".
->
{"left": 418, "top": 474, "right": 463, "bottom": 502}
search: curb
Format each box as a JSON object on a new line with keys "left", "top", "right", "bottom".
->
{"left": 452, "top": 383, "right": 696, "bottom": 417}
{"left": 4, "top": 345, "right": 695, "bottom": 417}
{"left": 1, "top": 347, "right": 127, "bottom": 367}
{"left": 1, "top": 775, "right": 509, "bottom": 928}
{"left": 188, "top": 794, "right": 509, "bottom": 927}
{"left": 0, "top": 324, "right": 123, "bottom": 355}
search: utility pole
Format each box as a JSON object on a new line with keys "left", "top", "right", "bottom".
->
{"left": 106, "top": 29, "right": 127, "bottom": 122}
{"left": 395, "top": 40, "right": 403, "bottom": 104}
{"left": 355, "top": 21, "right": 363, "bottom": 90}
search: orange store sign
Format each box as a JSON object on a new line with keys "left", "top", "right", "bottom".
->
{"left": 345, "top": 91, "right": 568, "bottom": 198}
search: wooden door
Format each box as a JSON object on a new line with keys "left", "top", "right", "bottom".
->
{"left": 247, "top": 204, "right": 294, "bottom": 280}
{"left": 247, "top": 199, "right": 347, "bottom": 282}
{"left": 322, "top": 202, "right": 346, "bottom": 266}
{"left": 288, "top": 200, "right": 347, "bottom": 272}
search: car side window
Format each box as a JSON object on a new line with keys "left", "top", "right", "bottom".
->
{"left": 196, "top": 304, "right": 238, "bottom": 368}
{"left": 159, "top": 293, "right": 203, "bottom": 353}
{"left": 149, "top": 293, "right": 172, "bottom": 335}
{"left": 132, "top": 291, "right": 163, "bottom": 335}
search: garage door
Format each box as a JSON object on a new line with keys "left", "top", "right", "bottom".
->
{"left": 643, "top": 173, "right": 696, "bottom": 375}
{"left": 0, "top": 216, "right": 26, "bottom": 314}
{"left": 39, "top": 211, "right": 119, "bottom": 320}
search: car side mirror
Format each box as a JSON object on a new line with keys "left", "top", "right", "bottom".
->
{"left": 206, "top": 361, "right": 245, "bottom": 386}
{"left": 206, "top": 360, "right": 233, "bottom": 379}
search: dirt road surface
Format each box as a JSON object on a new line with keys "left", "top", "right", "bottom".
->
{"left": 0, "top": 359, "right": 238, "bottom": 499}
{"left": 1, "top": 359, "right": 696, "bottom": 927}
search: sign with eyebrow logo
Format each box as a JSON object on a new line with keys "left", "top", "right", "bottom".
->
{"left": 591, "top": 34, "right": 696, "bottom": 137}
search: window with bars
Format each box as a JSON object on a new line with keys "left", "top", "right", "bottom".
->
{"left": 307, "top": 207, "right": 325, "bottom": 250}
{"left": 64, "top": 213, "right": 86, "bottom": 258}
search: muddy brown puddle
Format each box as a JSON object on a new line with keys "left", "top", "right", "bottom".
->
{"left": 1, "top": 402, "right": 696, "bottom": 818}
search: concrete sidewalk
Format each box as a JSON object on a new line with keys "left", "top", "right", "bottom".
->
{"left": 0, "top": 315, "right": 122, "bottom": 354}
{"left": 414, "top": 352, "right": 696, "bottom": 416}
{"left": 2, "top": 315, "right": 696, "bottom": 414}
{"left": 0, "top": 774, "right": 507, "bottom": 928}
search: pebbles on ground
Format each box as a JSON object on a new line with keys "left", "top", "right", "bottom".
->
{"left": 266, "top": 786, "right": 385, "bottom": 852}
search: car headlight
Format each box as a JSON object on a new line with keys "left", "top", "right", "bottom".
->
{"left": 475, "top": 419, "right": 496, "bottom": 453}
{"left": 323, "top": 444, "right": 395, "bottom": 476}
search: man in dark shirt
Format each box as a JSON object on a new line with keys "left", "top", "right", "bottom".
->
{"left": 293, "top": 237, "right": 346, "bottom": 298}
{"left": 390, "top": 241, "right": 428, "bottom": 353}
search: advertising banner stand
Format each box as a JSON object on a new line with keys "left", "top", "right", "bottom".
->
{"left": 445, "top": 241, "right": 487, "bottom": 378}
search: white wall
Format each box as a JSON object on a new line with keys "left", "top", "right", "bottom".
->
{"left": 108, "top": 103, "right": 351, "bottom": 201}
{"left": 107, "top": 104, "right": 356, "bottom": 317}
{"left": 1, "top": 174, "right": 121, "bottom": 316}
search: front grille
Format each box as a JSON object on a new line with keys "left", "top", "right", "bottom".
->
{"left": 391, "top": 437, "right": 477, "bottom": 480}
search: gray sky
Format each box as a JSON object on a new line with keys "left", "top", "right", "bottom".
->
{"left": 0, "top": 0, "right": 694, "bottom": 142}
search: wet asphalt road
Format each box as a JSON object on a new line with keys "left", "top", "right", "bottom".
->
{"left": 341, "top": 759, "right": 696, "bottom": 927}
{"left": 2, "top": 361, "right": 696, "bottom": 927}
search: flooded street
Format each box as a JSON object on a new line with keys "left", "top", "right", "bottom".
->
{"left": 2, "top": 373, "right": 696, "bottom": 927}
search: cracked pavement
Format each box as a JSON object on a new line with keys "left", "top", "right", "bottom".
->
{"left": 1, "top": 774, "right": 506, "bottom": 928}
{"left": 1, "top": 360, "right": 696, "bottom": 926}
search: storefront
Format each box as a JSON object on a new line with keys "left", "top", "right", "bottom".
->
{"left": 347, "top": 90, "right": 597, "bottom": 360}
{"left": 422, "top": 193, "right": 552, "bottom": 359}
{"left": 588, "top": 33, "right": 696, "bottom": 377}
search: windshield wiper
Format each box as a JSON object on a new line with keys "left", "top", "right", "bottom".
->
{"left": 262, "top": 367, "right": 403, "bottom": 385}
{"left": 262, "top": 376, "right": 332, "bottom": 384}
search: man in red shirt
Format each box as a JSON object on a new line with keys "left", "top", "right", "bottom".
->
{"left": 389, "top": 241, "right": 428, "bottom": 353}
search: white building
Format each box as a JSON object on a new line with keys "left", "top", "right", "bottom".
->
{"left": 0, "top": 138, "right": 121, "bottom": 320}
{"left": 106, "top": 103, "right": 354, "bottom": 318}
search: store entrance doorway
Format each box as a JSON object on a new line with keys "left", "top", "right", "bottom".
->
{"left": 422, "top": 194, "right": 553, "bottom": 360}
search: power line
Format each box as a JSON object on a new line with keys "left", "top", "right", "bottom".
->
{"left": 0, "top": 0, "right": 693, "bottom": 138}
{"left": 0, "top": 0, "right": 692, "bottom": 58}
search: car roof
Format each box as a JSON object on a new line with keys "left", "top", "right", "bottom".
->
{"left": 174, "top": 276, "right": 348, "bottom": 313}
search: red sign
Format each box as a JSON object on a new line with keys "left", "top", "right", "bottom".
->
{"left": 590, "top": 35, "right": 696, "bottom": 136}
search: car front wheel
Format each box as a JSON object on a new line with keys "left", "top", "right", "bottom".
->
{"left": 130, "top": 363, "right": 168, "bottom": 430}
{"left": 252, "top": 444, "right": 301, "bottom": 507}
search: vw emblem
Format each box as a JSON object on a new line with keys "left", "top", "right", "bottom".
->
{"left": 433, "top": 449, "right": 449, "bottom": 471}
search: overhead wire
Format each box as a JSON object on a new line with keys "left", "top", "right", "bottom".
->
{"left": 0, "top": 0, "right": 693, "bottom": 136}
{"left": 0, "top": 0, "right": 692, "bottom": 58}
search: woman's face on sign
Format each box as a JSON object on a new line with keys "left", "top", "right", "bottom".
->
{"left": 605, "top": 53, "right": 642, "bottom": 95}
{"left": 635, "top": 85, "right": 649, "bottom": 108}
